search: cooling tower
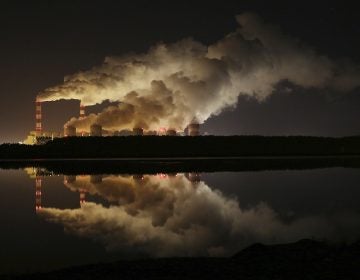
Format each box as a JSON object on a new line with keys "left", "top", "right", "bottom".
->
{"left": 145, "top": 130, "right": 158, "bottom": 136}
{"left": 166, "top": 129, "right": 177, "bottom": 136}
{"left": 133, "top": 127, "right": 144, "bottom": 136}
{"left": 187, "top": 123, "right": 200, "bottom": 136}
{"left": 64, "top": 125, "right": 76, "bottom": 137}
{"left": 90, "top": 124, "right": 102, "bottom": 136}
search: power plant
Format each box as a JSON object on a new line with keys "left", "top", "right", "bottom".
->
{"left": 35, "top": 100, "right": 42, "bottom": 134}
{"left": 133, "top": 127, "right": 144, "bottom": 136}
{"left": 64, "top": 125, "right": 76, "bottom": 137}
{"left": 23, "top": 99, "right": 62, "bottom": 145}
{"left": 90, "top": 124, "right": 102, "bottom": 136}
{"left": 187, "top": 123, "right": 200, "bottom": 136}
{"left": 23, "top": 99, "right": 200, "bottom": 145}
{"left": 166, "top": 129, "right": 177, "bottom": 136}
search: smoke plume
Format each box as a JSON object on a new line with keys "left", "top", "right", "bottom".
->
{"left": 37, "top": 13, "right": 360, "bottom": 132}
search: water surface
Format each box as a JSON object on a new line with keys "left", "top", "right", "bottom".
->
{"left": 0, "top": 165, "right": 360, "bottom": 274}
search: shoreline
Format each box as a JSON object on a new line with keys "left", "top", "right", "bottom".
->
{"left": 1, "top": 156, "right": 360, "bottom": 174}
{"left": 1, "top": 136, "right": 360, "bottom": 159}
{"left": 3, "top": 239, "right": 359, "bottom": 280}
{"left": 2, "top": 154, "right": 360, "bottom": 161}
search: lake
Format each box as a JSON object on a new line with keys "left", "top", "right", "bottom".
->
{"left": 0, "top": 162, "right": 360, "bottom": 275}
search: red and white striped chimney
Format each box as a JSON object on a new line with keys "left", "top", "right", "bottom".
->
{"left": 35, "top": 99, "right": 42, "bottom": 135}
{"left": 80, "top": 103, "right": 86, "bottom": 136}
{"left": 80, "top": 103, "right": 86, "bottom": 119}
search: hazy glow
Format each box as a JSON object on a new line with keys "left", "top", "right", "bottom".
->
{"left": 36, "top": 13, "right": 360, "bottom": 132}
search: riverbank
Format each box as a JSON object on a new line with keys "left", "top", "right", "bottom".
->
{"left": 1, "top": 156, "right": 360, "bottom": 174}
{"left": 3, "top": 239, "right": 360, "bottom": 280}
{"left": 1, "top": 136, "right": 360, "bottom": 159}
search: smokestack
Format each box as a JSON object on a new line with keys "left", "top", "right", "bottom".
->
{"left": 187, "top": 123, "right": 200, "bottom": 136}
{"left": 90, "top": 124, "right": 102, "bottom": 136}
{"left": 64, "top": 125, "right": 76, "bottom": 137}
{"left": 80, "top": 103, "right": 86, "bottom": 136}
{"left": 80, "top": 103, "right": 86, "bottom": 119}
{"left": 133, "top": 127, "right": 143, "bottom": 136}
{"left": 35, "top": 99, "right": 42, "bottom": 135}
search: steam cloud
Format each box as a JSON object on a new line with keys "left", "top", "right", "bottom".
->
{"left": 37, "top": 13, "right": 360, "bottom": 132}
{"left": 38, "top": 174, "right": 360, "bottom": 257}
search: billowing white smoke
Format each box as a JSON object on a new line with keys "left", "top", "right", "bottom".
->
{"left": 37, "top": 13, "right": 360, "bottom": 132}
{"left": 39, "top": 174, "right": 360, "bottom": 257}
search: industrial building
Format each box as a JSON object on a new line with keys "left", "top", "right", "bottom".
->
{"left": 23, "top": 100, "right": 64, "bottom": 145}
{"left": 187, "top": 123, "right": 200, "bottom": 136}
{"left": 23, "top": 99, "right": 200, "bottom": 145}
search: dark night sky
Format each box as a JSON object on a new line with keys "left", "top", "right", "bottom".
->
{"left": 0, "top": 0, "right": 359, "bottom": 142}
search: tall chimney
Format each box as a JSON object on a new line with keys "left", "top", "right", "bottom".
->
{"left": 80, "top": 103, "right": 86, "bottom": 136}
{"left": 80, "top": 103, "right": 86, "bottom": 119}
{"left": 35, "top": 99, "right": 42, "bottom": 135}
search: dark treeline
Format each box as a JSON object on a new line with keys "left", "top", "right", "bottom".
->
{"left": 1, "top": 136, "right": 360, "bottom": 159}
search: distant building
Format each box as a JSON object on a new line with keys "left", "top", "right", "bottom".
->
{"left": 23, "top": 131, "right": 62, "bottom": 145}
{"left": 117, "top": 129, "right": 134, "bottom": 136}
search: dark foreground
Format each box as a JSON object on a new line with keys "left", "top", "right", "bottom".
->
{"left": 1, "top": 135, "right": 360, "bottom": 159}
{"left": 3, "top": 239, "right": 360, "bottom": 280}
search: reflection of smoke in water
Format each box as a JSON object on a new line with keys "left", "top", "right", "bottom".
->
{"left": 38, "top": 173, "right": 360, "bottom": 257}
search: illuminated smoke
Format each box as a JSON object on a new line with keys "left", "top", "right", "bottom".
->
{"left": 39, "top": 174, "right": 360, "bottom": 257}
{"left": 37, "top": 13, "right": 360, "bottom": 132}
